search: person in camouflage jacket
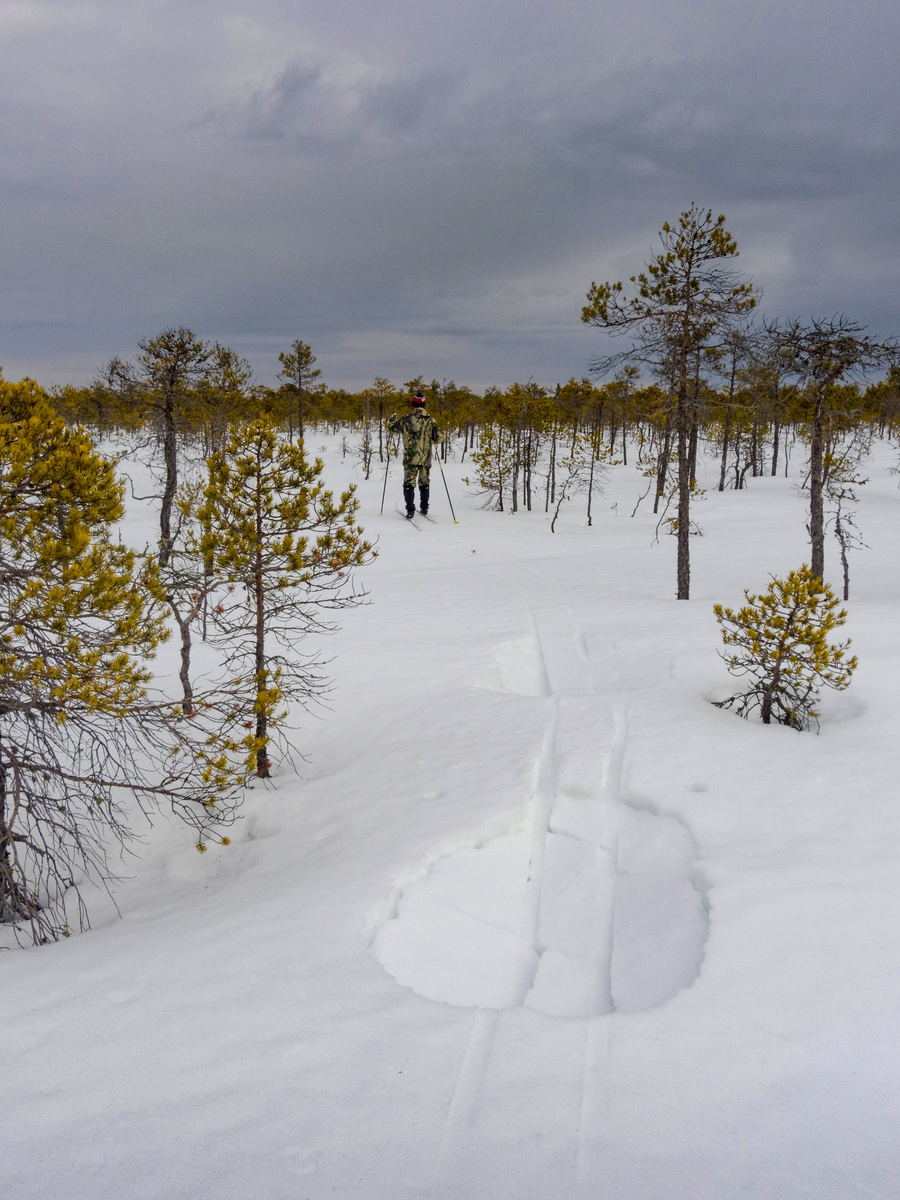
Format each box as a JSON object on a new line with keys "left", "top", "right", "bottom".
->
{"left": 387, "top": 392, "right": 441, "bottom": 517}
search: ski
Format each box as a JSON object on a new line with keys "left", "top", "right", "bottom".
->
{"left": 394, "top": 503, "right": 422, "bottom": 529}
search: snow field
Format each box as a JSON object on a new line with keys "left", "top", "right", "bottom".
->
{"left": 4, "top": 436, "right": 900, "bottom": 1199}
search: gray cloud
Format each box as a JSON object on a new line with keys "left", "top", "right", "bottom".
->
{"left": 1, "top": 1, "right": 898, "bottom": 389}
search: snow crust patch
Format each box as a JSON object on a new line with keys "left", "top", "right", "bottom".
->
{"left": 373, "top": 830, "right": 540, "bottom": 1009}
{"left": 372, "top": 800, "right": 707, "bottom": 1016}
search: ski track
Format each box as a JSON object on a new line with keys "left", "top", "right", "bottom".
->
{"left": 429, "top": 644, "right": 559, "bottom": 1195}
{"left": 430, "top": 593, "right": 619, "bottom": 1196}
{"left": 574, "top": 703, "right": 626, "bottom": 1197}
{"left": 373, "top": 577, "right": 709, "bottom": 1197}
{"left": 431, "top": 1007, "right": 501, "bottom": 1190}
{"left": 530, "top": 595, "right": 622, "bottom": 1198}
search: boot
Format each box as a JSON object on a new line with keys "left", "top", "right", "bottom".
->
{"left": 419, "top": 484, "right": 430, "bottom": 515}
{"left": 403, "top": 484, "right": 416, "bottom": 518}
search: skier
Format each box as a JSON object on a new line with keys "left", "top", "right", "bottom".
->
{"left": 388, "top": 391, "right": 441, "bottom": 518}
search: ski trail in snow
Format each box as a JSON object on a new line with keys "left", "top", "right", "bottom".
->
{"left": 528, "top": 598, "right": 625, "bottom": 1196}
{"left": 574, "top": 702, "right": 626, "bottom": 1197}
{"left": 518, "top": 635, "right": 559, "bottom": 957}
{"left": 373, "top": 581, "right": 708, "bottom": 1194}
{"left": 428, "top": 600, "right": 617, "bottom": 1191}
{"left": 431, "top": 639, "right": 559, "bottom": 1190}
{"left": 431, "top": 1007, "right": 500, "bottom": 1190}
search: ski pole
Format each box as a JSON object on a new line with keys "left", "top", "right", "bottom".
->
{"left": 379, "top": 438, "right": 393, "bottom": 515}
{"left": 434, "top": 449, "right": 458, "bottom": 523}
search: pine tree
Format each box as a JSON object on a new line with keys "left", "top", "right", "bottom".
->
{"left": 278, "top": 339, "right": 322, "bottom": 443}
{"left": 0, "top": 379, "right": 242, "bottom": 945}
{"left": 713, "top": 565, "right": 857, "bottom": 731}
{"left": 582, "top": 205, "right": 756, "bottom": 598}
{"left": 549, "top": 428, "right": 616, "bottom": 531}
{"left": 98, "top": 328, "right": 214, "bottom": 566}
{"left": 198, "top": 417, "right": 373, "bottom": 778}
{"left": 766, "top": 317, "right": 895, "bottom": 580}
{"left": 467, "top": 390, "right": 515, "bottom": 511}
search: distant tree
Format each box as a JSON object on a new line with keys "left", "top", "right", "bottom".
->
{"left": 355, "top": 379, "right": 397, "bottom": 478}
{"left": 711, "top": 325, "right": 758, "bottom": 490}
{"left": 582, "top": 204, "right": 756, "bottom": 598}
{"left": 157, "top": 475, "right": 218, "bottom": 715}
{"left": 866, "top": 365, "right": 900, "bottom": 435}
{"left": 767, "top": 317, "right": 896, "bottom": 581}
{"left": 466, "top": 388, "right": 515, "bottom": 510}
{"left": 549, "top": 428, "right": 616, "bottom": 531}
{"left": 508, "top": 382, "right": 553, "bottom": 514}
{"left": 0, "top": 379, "right": 240, "bottom": 945}
{"left": 714, "top": 565, "right": 857, "bottom": 731}
{"left": 198, "top": 418, "right": 373, "bottom": 778}
{"left": 103, "top": 328, "right": 213, "bottom": 566}
{"left": 195, "top": 344, "right": 254, "bottom": 453}
{"left": 278, "top": 339, "right": 322, "bottom": 443}
{"left": 366, "top": 376, "right": 397, "bottom": 463}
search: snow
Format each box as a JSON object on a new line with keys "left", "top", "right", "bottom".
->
{"left": 5, "top": 435, "right": 900, "bottom": 1199}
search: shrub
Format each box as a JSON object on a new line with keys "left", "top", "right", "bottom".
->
{"left": 714, "top": 565, "right": 857, "bottom": 731}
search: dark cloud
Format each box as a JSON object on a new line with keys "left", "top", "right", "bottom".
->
{"left": 1, "top": 1, "right": 898, "bottom": 388}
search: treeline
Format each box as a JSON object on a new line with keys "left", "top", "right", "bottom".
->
{"left": 44, "top": 320, "right": 900, "bottom": 594}
{"left": 49, "top": 325, "right": 900, "bottom": 524}
{"left": 52, "top": 331, "right": 900, "bottom": 453}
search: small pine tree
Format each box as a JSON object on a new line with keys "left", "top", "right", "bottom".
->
{"left": 278, "top": 339, "right": 322, "bottom": 443}
{"left": 467, "top": 417, "right": 514, "bottom": 511}
{"left": 198, "top": 417, "right": 373, "bottom": 779}
{"left": 714, "top": 565, "right": 857, "bottom": 731}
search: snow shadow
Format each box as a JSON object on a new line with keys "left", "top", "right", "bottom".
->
{"left": 474, "top": 633, "right": 550, "bottom": 697}
{"left": 371, "top": 803, "right": 708, "bottom": 1018}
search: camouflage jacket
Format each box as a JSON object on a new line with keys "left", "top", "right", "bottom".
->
{"left": 387, "top": 409, "right": 440, "bottom": 465}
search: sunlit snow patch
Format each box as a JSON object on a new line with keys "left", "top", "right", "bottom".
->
{"left": 372, "top": 804, "right": 708, "bottom": 1017}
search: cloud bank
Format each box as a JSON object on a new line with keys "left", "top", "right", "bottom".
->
{"left": 1, "top": 0, "right": 898, "bottom": 388}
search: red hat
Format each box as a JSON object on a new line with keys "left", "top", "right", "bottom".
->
{"left": 412, "top": 392, "right": 425, "bottom": 405}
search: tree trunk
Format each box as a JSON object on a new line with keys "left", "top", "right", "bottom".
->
{"left": 718, "top": 354, "right": 738, "bottom": 491}
{"left": 159, "top": 398, "right": 178, "bottom": 567}
{"left": 837, "top": 517, "right": 851, "bottom": 601}
{"left": 687, "top": 416, "right": 699, "bottom": 487}
{"left": 750, "top": 417, "right": 760, "bottom": 477}
{"left": 546, "top": 426, "right": 556, "bottom": 511}
{"left": 254, "top": 567, "right": 268, "bottom": 778}
{"left": 676, "top": 395, "right": 691, "bottom": 599}
{"left": 809, "top": 381, "right": 827, "bottom": 580}
{"left": 0, "top": 752, "right": 38, "bottom": 922}
{"left": 653, "top": 424, "right": 672, "bottom": 514}
{"left": 254, "top": 472, "right": 269, "bottom": 776}
{"left": 511, "top": 427, "right": 520, "bottom": 513}
{"left": 168, "top": 598, "right": 195, "bottom": 716}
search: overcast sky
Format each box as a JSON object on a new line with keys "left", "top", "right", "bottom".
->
{"left": 2, "top": 0, "right": 898, "bottom": 391}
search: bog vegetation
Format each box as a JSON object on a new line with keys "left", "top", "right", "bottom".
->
{"left": 2, "top": 206, "right": 897, "bottom": 945}
{"left": 714, "top": 567, "right": 858, "bottom": 730}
